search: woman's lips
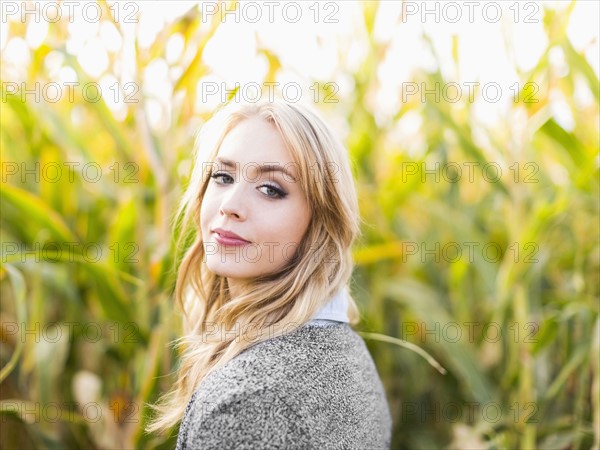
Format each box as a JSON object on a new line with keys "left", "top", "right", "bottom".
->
{"left": 214, "top": 233, "right": 251, "bottom": 246}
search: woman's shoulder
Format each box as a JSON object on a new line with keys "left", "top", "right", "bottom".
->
{"left": 200, "top": 321, "right": 366, "bottom": 392}
{"left": 182, "top": 321, "right": 386, "bottom": 411}
{"left": 176, "top": 321, "right": 392, "bottom": 449}
{"left": 187, "top": 321, "right": 388, "bottom": 422}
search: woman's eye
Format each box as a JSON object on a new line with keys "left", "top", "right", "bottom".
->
{"left": 258, "top": 184, "right": 287, "bottom": 199}
{"left": 210, "top": 172, "right": 234, "bottom": 184}
{"left": 210, "top": 173, "right": 286, "bottom": 199}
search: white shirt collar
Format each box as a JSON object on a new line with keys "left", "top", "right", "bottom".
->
{"left": 310, "top": 287, "right": 350, "bottom": 323}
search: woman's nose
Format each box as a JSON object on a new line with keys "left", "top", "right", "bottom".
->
{"left": 219, "top": 182, "right": 247, "bottom": 220}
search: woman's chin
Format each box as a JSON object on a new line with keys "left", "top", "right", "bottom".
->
{"left": 205, "top": 259, "right": 260, "bottom": 280}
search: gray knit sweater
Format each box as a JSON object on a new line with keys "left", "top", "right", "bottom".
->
{"left": 174, "top": 321, "right": 392, "bottom": 449}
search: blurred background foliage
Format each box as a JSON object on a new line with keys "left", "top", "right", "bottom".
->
{"left": 1, "top": 1, "right": 598, "bottom": 449}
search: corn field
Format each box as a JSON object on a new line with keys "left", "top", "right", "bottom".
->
{"left": 1, "top": 1, "right": 598, "bottom": 449}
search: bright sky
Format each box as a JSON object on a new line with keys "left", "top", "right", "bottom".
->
{"left": 1, "top": 1, "right": 598, "bottom": 131}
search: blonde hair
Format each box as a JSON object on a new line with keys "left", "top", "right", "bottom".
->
{"left": 145, "top": 99, "right": 362, "bottom": 435}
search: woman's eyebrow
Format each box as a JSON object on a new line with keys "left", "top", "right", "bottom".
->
{"left": 215, "top": 157, "right": 297, "bottom": 182}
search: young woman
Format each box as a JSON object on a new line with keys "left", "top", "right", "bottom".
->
{"left": 146, "top": 99, "right": 392, "bottom": 448}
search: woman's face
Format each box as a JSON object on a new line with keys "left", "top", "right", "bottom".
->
{"left": 200, "top": 117, "right": 312, "bottom": 294}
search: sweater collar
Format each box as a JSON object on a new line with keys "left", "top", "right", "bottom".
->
{"left": 310, "top": 287, "right": 350, "bottom": 323}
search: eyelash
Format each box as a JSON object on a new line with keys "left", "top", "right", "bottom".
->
{"left": 210, "top": 172, "right": 288, "bottom": 199}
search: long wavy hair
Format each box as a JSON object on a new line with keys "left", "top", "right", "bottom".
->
{"left": 145, "top": 99, "right": 362, "bottom": 434}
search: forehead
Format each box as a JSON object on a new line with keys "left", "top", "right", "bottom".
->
{"left": 218, "top": 117, "right": 294, "bottom": 165}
